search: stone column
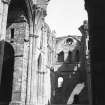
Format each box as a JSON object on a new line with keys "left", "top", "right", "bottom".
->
{"left": 25, "top": 20, "right": 34, "bottom": 105}
{"left": 42, "top": 31, "right": 51, "bottom": 105}
{"left": 25, "top": 10, "right": 40, "bottom": 105}
{"left": 27, "top": 7, "right": 40, "bottom": 105}
{"left": 43, "top": 64, "right": 51, "bottom": 105}
{"left": 85, "top": 1, "right": 105, "bottom": 105}
{"left": 0, "top": 0, "right": 9, "bottom": 84}
{"left": 20, "top": 22, "right": 30, "bottom": 105}
{"left": 29, "top": 7, "right": 43, "bottom": 105}
{"left": 29, "top": 34, "right": 39, "bottom": 105}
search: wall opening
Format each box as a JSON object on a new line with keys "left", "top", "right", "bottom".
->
{"left": 58, "top": 77, "right": 63, "bottom": 88}
{"left": 68, "top": 51, "right": 72, "bottom": 63}
{"left": 75, "top": 50, "right": 80, "bottom": 62}
{"left": 0, "top": 42, "right": 14, "bottom": 104}
{"left": 57, "top": 51, "right": 64, "bottom": 62}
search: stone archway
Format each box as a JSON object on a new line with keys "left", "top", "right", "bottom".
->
{"left": 0, "top": 42, "right": 14, "bottom": 105}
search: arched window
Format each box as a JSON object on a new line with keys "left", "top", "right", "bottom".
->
{"left": 57, "top": 51, "right": 64, "bottom": 62}
{"left": 68, "top": 51, "right": 72, "bottom": 63}
{"left": 75, "top": 50, "right": 80, "bottom": 62}
{"left": 0, "top": 42, "right": 14, "bottom": 103}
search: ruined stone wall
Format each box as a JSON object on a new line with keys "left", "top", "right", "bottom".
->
{"left": 55, "top": 36, "right": 81, "bottom": 65}
{"left": 51, "top": 36, "right": 89, "bottom": 104}
{"left": 0, "top": 0, "right": 30, "bottom": 105}
{"left": 6, "top": 9, "right": 30, "bottom": 105}
{"left": 0, "top": 0, "right": 52, "bottom": 105}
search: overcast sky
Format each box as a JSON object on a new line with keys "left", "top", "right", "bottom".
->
{"left": 45, "top": 0, "right": 88, "bottom": 37}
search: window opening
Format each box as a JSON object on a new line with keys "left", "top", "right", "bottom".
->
{"left": 58, "top": 77, "right": 63, "bottom": 88}
{"left": 58, "top": 51, "right": 64, "bottom": 62}
{"left": 68, "top": 51, "right": 72, "bottom": 63}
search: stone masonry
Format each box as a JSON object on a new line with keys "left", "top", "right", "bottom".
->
{"left": 0, "top": 0, "right": 53, "bottom": 105}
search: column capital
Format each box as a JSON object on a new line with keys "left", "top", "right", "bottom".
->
{"left": 2, "top": 0, "right": 10, "bottom": 4}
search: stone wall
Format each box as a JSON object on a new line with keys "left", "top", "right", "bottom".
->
{"left": 51, "top": 35, "right": 89, "bottom": 104}
{"left": 0, "top": 0, "right": 52, "bottom": 105}
{"left": 6, "top": 11, "right": 30, "bottom": 104}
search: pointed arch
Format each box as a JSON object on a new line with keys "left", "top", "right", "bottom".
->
{"left": 68, "top": 51, "right": 72, "bottom": 63}
{"left": 0, "top": 42, "right": 14, "bottom": 104}
{"left": 57, "top": 51, "right": 64, "bottom": 62}
{"left": 38, "top": 54, "right": 42, "bottom": 71}
{"left": 75, "top": 50, "right": 80, "bottom": 62}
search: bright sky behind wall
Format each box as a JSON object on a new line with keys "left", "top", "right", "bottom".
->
{"left": 45, "top": 0, "right": 88, "bottom": 37}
